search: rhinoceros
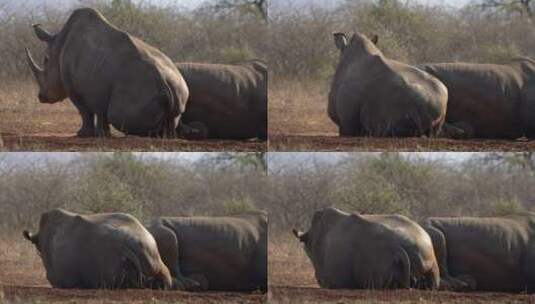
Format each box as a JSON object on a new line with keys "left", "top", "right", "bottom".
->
{"left": 293, "top": 207, "right": 439, "bottom": 289}
{"left": 424, "top": 212, "right": 535, "bottom": 292}
{"left": 147, "top": 212, "right": 267, "bottom": 292}
{"left": 328, "top": 33, "right": 448, "bottom": 137}
{"left": 175, "top": 61, "right": 267, "bottom": 140}
{"left": 419, "top": 58, "right": 535, "bottom": 138}
{"left": 23, "top": 209, "right": 173, "bottom": 289}
{"left": 25, "top": 8, "right": 189, "bottom": 137}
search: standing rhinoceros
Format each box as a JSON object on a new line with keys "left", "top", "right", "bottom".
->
{"left": 176, "top": 61, "right": 267, "bottom": 140}
{"left": 23, "top": 209, "right": 173, "bottom": 289}
{"left": 25, "top": 8, "right": 188, "bottom": 137}
{"left": 328, "top": 32, "right": 448, "bottom": 137}
{"left": 424, "top": 212, "right": 535, "bottom": 292}
{"left": 293, "top": 207, "right": 439, "bottom": 289}
{"left": 419, "top": 58, "right": 535, "bottom": 138}
{"left": 147, "top": 212, "right": 267, "bottom": 292}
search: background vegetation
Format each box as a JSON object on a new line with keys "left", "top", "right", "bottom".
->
{"left": 0, "top": 0, "right": 267, "bottom": 81}
{"left": 2, "top": 152, "right": 535, "bottom": 235}
{"left": 267, "top": 152, "right": 535, "bottom": 234}
{"left": 0, "top": 152, "right": 267, "bottom": 232}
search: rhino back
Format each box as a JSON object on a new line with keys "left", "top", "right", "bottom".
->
{"left": 421, "top": 63, "right": 524, "bottom": 138}
{"left": 161, "top": 215, "right": 264, "bottom": 289}
{"left": 429, "top": 214, "right": 535, "bottom": 290}
{"left": 39, "top": 210, "right": 165, "bottom": 288}
{"left": 177, "top": 62, "right": 266, "bottom": 138}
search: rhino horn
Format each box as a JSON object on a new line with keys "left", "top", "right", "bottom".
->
{"left": 25, "top": 47, "right": 44, "bottom": 81}
{"left": 32, "top": 23, "right": 53, "bottom": 42}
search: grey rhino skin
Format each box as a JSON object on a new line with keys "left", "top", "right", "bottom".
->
{"left": 293, "top": 207, "right": 439, "bottom": 289}
{"left": 328, "top": 33, "right": 447, "bottom": 137}
{"left": 26, "top": 8, "right": 188, "bottom": 137}
{"left": 148, "top": 212, "right": 267, "bottom": 292}
{"left": 176, "top": 61, "right": 267, "bottom": 140}
{"left": 424, "top": 212, "right": 535, "bottom": 292}
{"left": 23, "top": 209, "right": 173, "bottom": 289}
{"left": 419, "top": 58, "right": 535, "bottom": 139}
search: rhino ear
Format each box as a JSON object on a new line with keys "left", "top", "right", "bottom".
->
{"left": 333, "top": 32, "right": 348, "bottom": 51}
{"left": 371, "top": 34, "right": 379, "bottom": 45}
{"left": 32, "top": 24, "right": 54, "bottom": 42}
{"left": 23, "top": 230, "right": 35, "bottom": 243}
{"left": 292, "top": 228, "right": 308, "bottom": 242}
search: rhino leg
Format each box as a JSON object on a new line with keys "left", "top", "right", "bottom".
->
{"left": 71, "top": 97, "right": 97, "bottom": 137}
{"left": 521, "top": 245, "right": 535, "bottom": 292}
{"left": 149, "top": 222, "right": 200, "bottom": 291}
{"left": 424, "top": 224, "right": 473, "bottom": 291}
{"left": 95, "top": 113, "right": 111, "bottom": 137}
{"left": 76, "top": 111, "right": 96, "bottom": 137}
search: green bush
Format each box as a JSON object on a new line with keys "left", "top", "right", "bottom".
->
{"left": 220, "top": 195, "right": 257, "bottom": 216}
{"left": 492, "top": 198, "right": 524, "bottom": 216}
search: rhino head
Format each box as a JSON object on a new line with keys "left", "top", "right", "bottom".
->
{"left": 26, "top": 24, "right": 67, "bottom": 103}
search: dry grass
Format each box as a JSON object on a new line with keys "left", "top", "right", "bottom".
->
{"left": 0, "top": 79, "right": 265, "bottom": 151}
{"left": 268, "top": 234, "right": 535, "bottom": 303}
{"left": 268, "top": 234, "right": 316, "bottom": 288}
{"left": 0, "top": 235, "right": 47, "bottom": 287}
{"left": 268, "top": 78, "right": 336, "bottom": 137}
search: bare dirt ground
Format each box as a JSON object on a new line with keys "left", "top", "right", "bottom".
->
{"left": 268, "top": 234, "right": 535, "bottom": 303}
{"left": 0, "top": 236, "right": 266, "bottom": 304}
{"left": 0, "top": 81, "right": 265, "bottom": 152}
{"left": 268, "top": 79, "right": 535, "bottom": 152}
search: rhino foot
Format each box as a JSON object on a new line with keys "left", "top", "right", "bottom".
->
{"left": 440, "top": 275, "right": 476, "bottom": 291}
{"left": 178, "top": 121, "right": 209, "bottom": 140}
{"left": 76, "top": 128, "right": 97, "bottom": 138}
{"left": 77, "top": 128, "right": 110, "bottom": 138}
{"left": 442, "top": 122, "right": 474, "bottom": 139}
{"left": 173, "top": 276, "right": 202, "bottom": 291}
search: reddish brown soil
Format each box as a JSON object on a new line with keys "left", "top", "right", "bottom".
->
{"left": 269, "top": 285, "right": 535, "bottom": 303}
{"left": 268, "top": 132, "right": 535, "bottom": 152}
{"left": 0, "top": 95, "right": 265, "bottom": 152}
{"left": 1, "top": 285, "right": 265, "bottom": 304}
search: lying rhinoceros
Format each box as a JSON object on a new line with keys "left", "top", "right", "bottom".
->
{"left": 176, "top": 61, "right": 267, "bottom": 140}
{"left": 293, "top": 207, "right": 439, "bottom": 289}
{"left": 424, "top": 212, "right": 535, "bottom": 292}
{"left": 420, "top": 58, "right": 535, "bottom": 139}
{"left": 148, "top": 212, "right": 267, "bottom": 292}
{"left": 23, "top": 209, "right": 173, "bottom": 289}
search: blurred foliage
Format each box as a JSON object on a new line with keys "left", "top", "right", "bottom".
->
{"left": 0, "top": 152, "right": 267, "bottom": 231}
{"left": 0, "top": 0, "right": 266, "bottom": 80}
{"left": 266, "top": 152, "right": 535, "bottom": 234}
